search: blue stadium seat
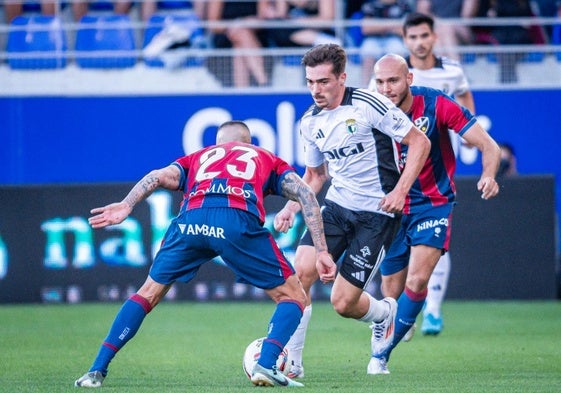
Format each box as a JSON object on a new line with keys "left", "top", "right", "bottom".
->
{"left": 486, "top": 52, "right": 498, "bottom": 63}
{"left": 345, "top": 11, "right": 364, "bottom": 65}
{"left": 346, "top": 11, "right": 365, "bottom": 48}
{"left": 22, "top": 2, "right": 42, "bottom": 12}
{"left": 88, "top": 1, "right": 116, "bottom": 11}
{"left": 75, "top": 14, "right": 136, "bottom": 68}
{"left": 486, "top": 51, "right": 544, "bottom": 64}
{"left": 552, "top": 24, "right": 561, "bottom": 61}
{"left": 142, "top": 12, "right": 205, "bottom": 68}
{"left": 156, "top": 1, "right": 194, "bottom": 10}
{"left": 281, "top": 10, "right": 362, "bottom": 67}
{"left": 7, "top": 15, "right": 67, "bottom": 69}
{"left": 282, "top": 55, "right": 301, "bottom": 66}
{"left": 525, "top": 51, "right": 545, "bottom": 62}
{"left": 460, "top": 52, "right": 477, "bottom": 64}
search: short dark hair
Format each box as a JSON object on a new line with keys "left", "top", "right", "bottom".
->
{"left": 301, "top": 44, "right": 346, "bottom": 76}
{"left": 403, "top": 12, "right": 434, "bottom": 36}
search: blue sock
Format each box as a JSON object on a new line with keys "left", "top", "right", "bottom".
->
{"left": 258, "top": 300, "right": 303, "bottom": 369}
{"left": 90, "top": 294, "right": 152, "bottom": 376}
{"left": 384, "top": 287, "right": 427, "bottom": 359}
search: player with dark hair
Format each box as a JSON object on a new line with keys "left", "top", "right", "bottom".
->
{"left": 368, "top": 54, "right": 500, "bottom": 374}
{"left": 399, "top": 12, "right": 476, "bottom": 115}
{"left": 74, "top": 120, "right": 336, "bottom": 388}
{"left": 274, "top": 44, "right": 431, "bottom": 377}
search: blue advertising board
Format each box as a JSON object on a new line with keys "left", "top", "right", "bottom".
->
{"left": 1, "top": 90, "right": 560, "bottom": 247}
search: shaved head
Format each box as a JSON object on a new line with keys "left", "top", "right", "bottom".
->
{"left": 374, "top": 54, "right": 409, "bottom": 77}
{"left": 216, "top": 121, "right": 252, "bottom": 144}
{"left": 372, "top": 54, "right": 413, "bottom": 110}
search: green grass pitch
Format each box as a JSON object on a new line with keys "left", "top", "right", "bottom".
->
{"left": 0, "top": 301, "right": 560, "bottom": 392}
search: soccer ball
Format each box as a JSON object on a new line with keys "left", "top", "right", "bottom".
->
{"left": 242, "top": 337, "right": 289, "bottom": 379}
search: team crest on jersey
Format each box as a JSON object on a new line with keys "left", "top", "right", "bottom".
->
{"left": 345, "top": 119, "right": 358, "bottom": 134}
{"left": 414, "top": 117, "right": 430, "bottom": 133}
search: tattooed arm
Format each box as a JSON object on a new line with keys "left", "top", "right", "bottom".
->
{"left": 274, "top": 163, "right": 329, "bottom": 233}
{"left": 88, "top": 165, "right": 181, "bottom": 229}
{"left": 280, "top": 172, "right": 326, "bottom": 253}
{"left": 280, "top": 172, "right": 336, "bottom": 283}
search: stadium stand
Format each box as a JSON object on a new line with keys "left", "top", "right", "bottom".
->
{"left": 7, "top": 14, "right": 67, "bottom": 69}
{"left": 0, "top": 0, "right": 560, "bottom": 92}
{"left": 74, "top": 14, "right": 136, "bottom": 68}
{"left": 142, "top": 11, "right": 206, "bottom": 68}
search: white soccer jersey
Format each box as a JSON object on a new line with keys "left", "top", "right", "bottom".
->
{"left": 407, "top": 56, "right": 470, "bottom": 97}
{"left": 300, "top": 87, "right": 413, "bottom": 214}
{"left": 402, "top": 56, "right": 477, "bottom": 162}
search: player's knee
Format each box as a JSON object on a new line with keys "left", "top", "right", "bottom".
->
{"left": 294, "top": 256, "right": 319, "bottom": 291}
{"left": 297, "top": 270, "right": 318, "bottom": 292}
{"left": 137, "top": 278, "right": 169, "bottom": 308}
{"left": 330, "top": 296, "right": 355, "bottom": 317}
{"left": 280, "top": 275, "right": 308, "bottom": 306}
{"left": 283, "top": 290, "right": 307, "bottom": 309}
{"left": 293, "top": 291, "right": 307, "bottom": 309}
{"left": 404, "top": 275, "right": 429, "bottom": 294}
{"left": 381, "top": 280, "right": 402, "bottom": 299}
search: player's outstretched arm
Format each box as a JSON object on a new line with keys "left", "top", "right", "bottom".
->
{"left": 89, "top": 165, "right": 181, "bottom": 229}
{"left": 280, "top": 172, "right": 336, "bottom": 283}
{"left": 462, "top": 123, "right": 501, "bottom": 200}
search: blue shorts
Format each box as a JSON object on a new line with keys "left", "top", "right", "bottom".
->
{"left": 380, "top": 203, "right": 454, "bottom": 276}
{"left": 150, "top": 207, "right": 295, "bottom": 290}
{"left": 300, "top": 200, "right": 400, "bottom": 289}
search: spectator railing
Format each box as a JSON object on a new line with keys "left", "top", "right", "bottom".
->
{"left": 0, "top": 2, "right": 560, "bottom": 94}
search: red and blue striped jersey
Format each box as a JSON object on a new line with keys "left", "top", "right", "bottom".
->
{"left": 401, "top": 86, "right": 477, "bottom": 214}
{"left": 172, "top": 142, "right": 294, "bottom": 223}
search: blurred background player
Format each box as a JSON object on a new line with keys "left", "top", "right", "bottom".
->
{"left": 74, "top": 120, "right": 336, "bottom": 388}
{"left": 369, "top": 54, "right": 500, "bottom": 374}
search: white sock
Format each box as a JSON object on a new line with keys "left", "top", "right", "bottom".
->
{"left": 424, "top": 252, "right": 451, "bottom": 318}
{"left": 358, "top": 293, "right": 388, "bottom": 323}
{"left": 285, "top": 304, "right": 312, "bottom": 367}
